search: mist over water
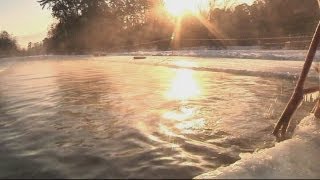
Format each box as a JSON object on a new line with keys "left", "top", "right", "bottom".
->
{"left": 0, "top": 57, "right": 315, "bottom": 178}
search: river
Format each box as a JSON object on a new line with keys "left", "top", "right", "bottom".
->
{"left": 0, "top": 56, "right": 315, "bottom": 178}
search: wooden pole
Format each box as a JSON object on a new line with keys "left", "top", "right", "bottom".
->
{"left": 273, "top": 20, "right": 320, "bottom": 140}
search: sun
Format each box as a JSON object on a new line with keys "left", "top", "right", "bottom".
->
{"left": 164, "top": 0, "right": 205, "bottom": 17}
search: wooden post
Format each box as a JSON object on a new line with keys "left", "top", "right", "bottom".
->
{"left": 272, "top": 21, "right": 320, "bottom": 140}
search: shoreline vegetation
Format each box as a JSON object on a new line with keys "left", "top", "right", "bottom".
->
{"left": 1, "top": 0, "right": 319, "bottom": 57}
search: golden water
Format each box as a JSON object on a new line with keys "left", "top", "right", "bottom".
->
{"left": 0, "top": 58, "right": 314, "bottom": 178}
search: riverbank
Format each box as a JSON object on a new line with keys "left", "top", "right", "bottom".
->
{"left": 2, "top": 49, "right": 320, "bottom": 61}
{"left": 92, "top": 55, "right": 319, "bottom": 81}
{"left": 195, "top": 115, "right": 320, "bottom": 179}
{"left": 112, "top": 49, "right": 320, "bottom": 61}
{"left": 2, "top": 54, "right": 318, "bottom": 81}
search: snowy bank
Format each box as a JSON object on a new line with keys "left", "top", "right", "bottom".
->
{"left": 117, "top": 49, "right": 320, "bottom": 61}
{"left": 94, "top": 55, "right": 320, "bottom": 80}
{"left": 194, "top": 115, "right": 320, "bottom": 179}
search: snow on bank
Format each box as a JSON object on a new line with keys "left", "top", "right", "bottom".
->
{"left": 96, "top": 55, "right": 319, "bottom": 80}
{"left": 2, "top": 49, "right": 319, "bottom": 61}
{"left": 194, "top": 115, "right": 320, "bottom": 179}
{"left": 117, "top": 49, "right": 320, "bottom": 61}
{"left": 2, "top": 54, "right": 319, "bottom": 80}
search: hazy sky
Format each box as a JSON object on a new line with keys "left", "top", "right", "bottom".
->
{"left": 0, "top": 0, "right": 254, "bottom": 48}
{"left": 0, "top": 0, "right": 54, "bottom": 48}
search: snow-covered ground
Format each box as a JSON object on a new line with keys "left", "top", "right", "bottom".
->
{"left": 195, "top": 115, "right": 320, "bottom": 179}
{"left": 93, "top": 55, "right": 319, "bottom": 80}
{"left": 114, "top": 49, "right": 320, "bottom": 61}
{"left": 104, "top": 49, "right": 320, "bottom": 79}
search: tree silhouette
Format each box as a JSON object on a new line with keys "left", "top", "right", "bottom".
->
{"left": 0, "top": 31, "right": 18, "bottom": 56}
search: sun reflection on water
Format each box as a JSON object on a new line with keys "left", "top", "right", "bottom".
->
{"left": 166, "top": 68, "right": 201, "bottom": 101}
{"left": 176, "top": 118, "right": 206, "bottom": 134}
{"left": 161, "top": 67, "right": 206, "bottom": 136}
{"left": 162, "top": 107, "right": 195, "bottom": 121}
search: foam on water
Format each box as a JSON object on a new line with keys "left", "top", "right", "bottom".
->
{"left": 195, "top": 115, "right": 320, "bottom": 179}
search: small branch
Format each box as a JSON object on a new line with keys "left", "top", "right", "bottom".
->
{"left": 273, "top": 20, "right": 320, "bottom": 141}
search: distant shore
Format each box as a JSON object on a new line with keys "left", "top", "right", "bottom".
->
{"left": 2, "top": 49, "right": 319, "bottom": 61}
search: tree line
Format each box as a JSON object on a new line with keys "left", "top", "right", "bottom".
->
{"left": 0, "top": 31, "right": 18, "bottom": 57}
{"left": 0, "top": 31, "right": 47, "bottom": 57}
{"left": 1, "top": 0, "right": 319, "bottom": 56}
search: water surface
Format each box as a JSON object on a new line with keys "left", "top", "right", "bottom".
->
{"left": 0, "top": 57, "right": 315, "bottom": 178}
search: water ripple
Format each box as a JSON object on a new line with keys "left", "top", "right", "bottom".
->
{"left": 0, "top": 58, "right": 315, "bottom": 178}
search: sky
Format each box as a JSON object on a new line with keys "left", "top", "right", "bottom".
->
{"left": 0, "top": 0, "right": 54, "bottom": 48}
{"left": 0, "top": 0, "right": 254, "bottom": 49}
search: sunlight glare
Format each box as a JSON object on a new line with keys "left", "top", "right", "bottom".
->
{"left": 166, "top": 68, "right": 201, "bottom": 100}
{"left": 163, "top": 107, "right": 195, "bottom": 121}
{"left": 164, "top": 0, "right": 205, "bottom": 17}
{"left": 176, "top": 118, "right": 206, "bottom": 134}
